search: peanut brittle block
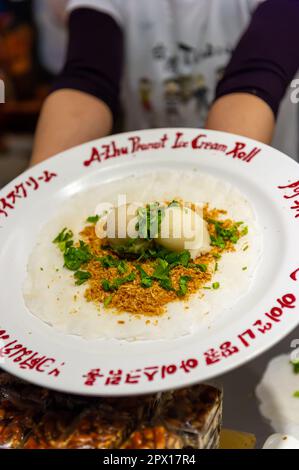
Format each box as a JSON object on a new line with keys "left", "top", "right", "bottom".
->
{"left": 62, "top": 393, "right": 168, "bottom": 449}
{"left": 121, "top": 385, "right": 222, "bottom": 450}
{"left": 160, "top": 384, "right": 223, "bottom": 449}
{"left": 63, "top": 406, "right": 135, "bottom": 449}
{"left": 0, "top": 369, "right": 223, "bottom": 450}
{"left": 0, "top": 371, "right": 89, "bottom": 412}
{"left": 22, "top": 411, "right": 76, "bottom": 449}
{"left": 0, "top": 398, "right": 38, "bottom": 449}
{"left": 101, "top": 392, "right": 168, "bottom": 423}
{"left": 121, "top": 425, "right": 184, "bottom": 449}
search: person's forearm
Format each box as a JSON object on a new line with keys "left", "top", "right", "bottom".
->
{"left": 30, "top": 89, "right": 112, "bottom": 166}
{"left": 206, "top": 93, "right": 275, "bottom": 144}
{"left": 31, "top": 7, "right": 123, "bottom": 167}
{"left": 207, "top": 0, "right": 299, "bottom": 144}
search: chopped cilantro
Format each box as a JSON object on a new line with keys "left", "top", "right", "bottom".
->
{"left": 137, "top": 246, "right": 191, "bottom": 267}
{"left": 141, "top": 277, "right": 153, "bottom": 288}
{"left": 102, "top": 279, "right": 111, "bottom": 292}
{"left": 210, "top": 235, "right": 226, "bottom": 249}
{"left": 136, "top": 203, "right": 165, "bottom": 240}
{"left": 104, "top": 295, "right": 113, "bottom": 308}
{"left": 53, "top": 228, "right": 73, "bottom": 252}
{"left": 151, "top": 259, "right": 175, "bottom": 291}
{"left": 114, "top": 271, "right": 136, "bottom": 288}
{"left": 208, "top": 219, "right": 247, "bottom": 250}
{"left": 136, "top": 265, "right": 153, "bottom": 288}
{"left": 162, "top": 251, "right": 178, "bottom": 265}
{"left": 112, "top": 238, "right": 152, "bottom": 257}
{"left": 242, "top": 266, "right": 248, "bottom": 271}
{"left": 64, "top": 240, "right": 92, "bottom": 271}
{"left": 152, "top": 259, "right": 170, "bottom": 281}
{"left": 117, "top": 260, "right": 128, "bottom": 274}
{"left": 164, "top": 250, "right": 191, "bottom": 268}
{"left": 86, "top": 215, "right": 100, "bottom": 224}
{"left": 98, "top": 255, "right": 118, "bottom": 268}
{"left": 74, "top": 270, "right": 91, "bottom": 285}
{"left": 293, "top": 391, "right": 299, "bottom": 398}
{"left": 212, "top": 282, "right": 220, "bottom": 290}
{"left": 159, "top": 278, "right": 173, "bottom": 291}
{"left": 240, "top": 226, "right": 248, "bottom": 236}
{"left": 101, "top": 272, "right": 136, "bottom": 292}
{"left": 136, "top": 202, "right": 165, "bottom": 240}
{"left": 136, "top": 207, "right": 148, "bottom": 239}
{"left": 179, "top": 251, "right": 191, "bottom": 267}
{"left": 53, "top": 228, "right": 92, "bottom": 272}
{"left": 291, "top": 360, "right": 299, "bottom": 374}
{"left": 97, "top": 255, "right": 127, "bottom": 273}
{"left": 177, "top": 275, "right": 192, "bottom": 297}
{"left": 189, "top": 262, "right": 207, "bottom": 273}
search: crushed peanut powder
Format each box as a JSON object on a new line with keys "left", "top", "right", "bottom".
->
{"left": 77, "top": 206, "right": 242, "bottom": 316}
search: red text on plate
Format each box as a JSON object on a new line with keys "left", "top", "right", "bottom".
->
{"left": 278, "top": 180, "right": 299, "bottom": 218}
{"left": 82, "top": 358, "right": 199, "bottom": 387}
{"left": 0, "top": 171, "right": 57, "bottom": 219}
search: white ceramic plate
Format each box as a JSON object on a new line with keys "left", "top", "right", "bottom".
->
{"left": 0, "top": 128, "right": 299, "bottom": 396}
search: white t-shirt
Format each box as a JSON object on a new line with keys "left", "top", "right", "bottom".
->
{"left": 67, "top": 0, "right": 298, "bottom": 160}
{"left": 34, "top": 0, "right": 68, "bottom": 74}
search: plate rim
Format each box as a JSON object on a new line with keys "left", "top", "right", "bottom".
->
{"left": 1, "top": 127, "right": 299, "bottom": 396}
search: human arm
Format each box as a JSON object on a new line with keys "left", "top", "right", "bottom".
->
{"left": 31, "top": 90, "right": 113, "bottom": 166}
{"left": 206, "top": 0, "right": 299, "bottom": 144}
{"left": 206, "top": 93, "right": 274, "bottom": 144}
{"left": 31, "top": 8, "right": 123, "bottom": 166}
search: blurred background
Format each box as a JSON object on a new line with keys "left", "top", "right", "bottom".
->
{"left": 0, "top": 0, "right": 67, "bottom": 187}
{"left": 1, "top": 1, "right": 298, "bottom": 190}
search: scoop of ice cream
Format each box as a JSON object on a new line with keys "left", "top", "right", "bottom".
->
{"left": 96, "top": 203, "right": 151, "bottom": 255}
{"left": 157, "top": 205, "right": 210, "bottom": 259}
{"left": 96, "top": 202, "right": 210, "bottom": 259}
{"left": 95, "top": 203, "right": 138, "bottom": 240}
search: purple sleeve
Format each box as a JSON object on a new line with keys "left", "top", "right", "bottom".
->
{"left": 216, "top": 0, "right": 299, "bottom": 117}
{"left": 51, "top": 8, "right": 124, "bottom": 120}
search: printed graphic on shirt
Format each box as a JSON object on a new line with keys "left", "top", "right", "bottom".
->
{"left": 193, "top": 74, "right": 209, "bottom": 113}
{"left": 164, "top": 78, "right": 181, "bottom": 123}
{"left": 138, "top": 41, "right": 229, "bottom": 127}
{"left": 139, "top": 78, "right": 153, "bottom": 112}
